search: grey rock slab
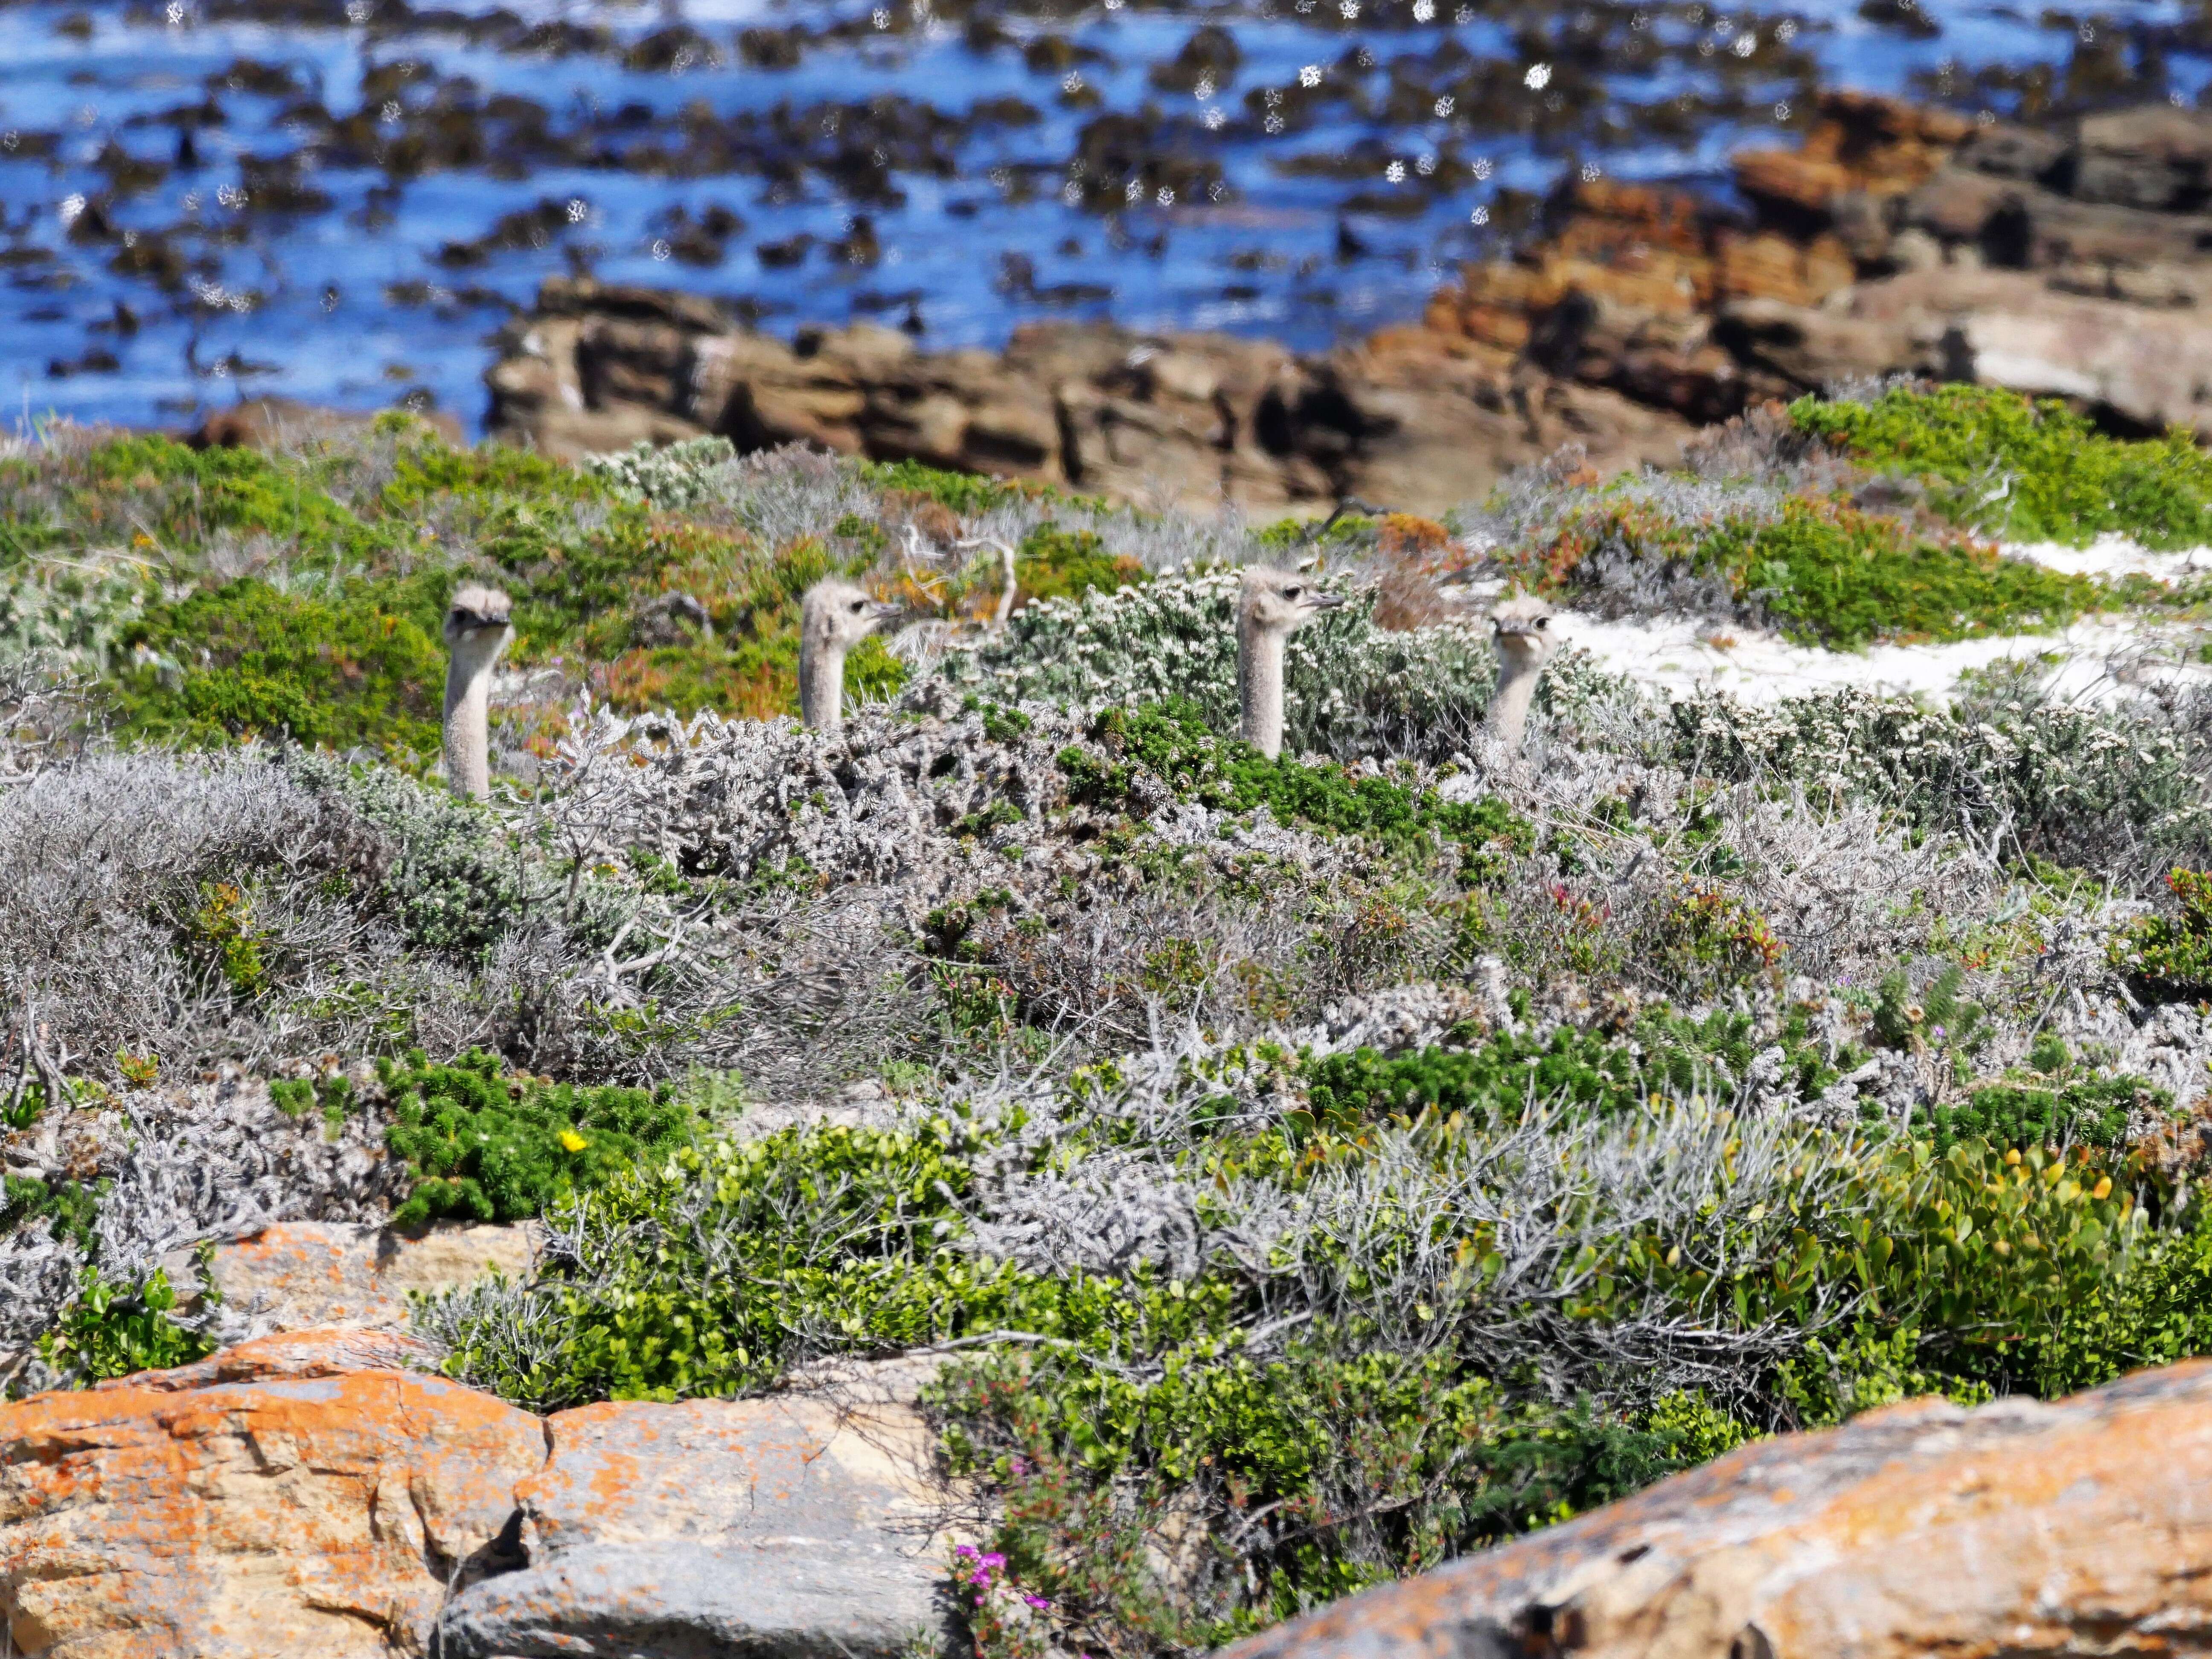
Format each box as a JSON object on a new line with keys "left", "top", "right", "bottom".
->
{"left": 438, "top": 1383, "right": 957, "bottom": 1659}
{"left": 438, "top": 1540, "right": 941, "bottom": 1659}
{"left": 1220, "top": 1359, "right": 2212, "bottom": 1659}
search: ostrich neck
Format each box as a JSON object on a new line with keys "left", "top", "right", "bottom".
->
{"left": 443, "top": 645, "right": 499, "bottom": 799}
{"left": 1239, "top": 614, "right": 1286, "bottom": 760}
{"left": 1487, "top": 659, "right": 1542, "bottom": 752}
{"left": 800, "top": 640, "right": 846, "bottom": 730}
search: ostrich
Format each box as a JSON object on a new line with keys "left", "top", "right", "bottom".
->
{"left": 799, "top": 579, "right": 900, "bottom": 730}
{"left": 1237, "top": 565, "right": 1345, "bottom": 760}
{"left": 442, "top": 582, "right": 513, "bottom": 800}
{"left": 1485, "top": 596, "right": 1556, "bottom": 754}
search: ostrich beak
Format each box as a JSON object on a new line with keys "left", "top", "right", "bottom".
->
{"left": 1310, "top": 592, "right": 1349, "bottom": 610}
{"left": 868, "top": 600, "right": 904, "bottom": 626}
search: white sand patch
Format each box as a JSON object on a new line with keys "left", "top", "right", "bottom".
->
{"left": 2001, "top": 535, "right": 2212, "bottom": 581}
{"left": 1552, "top": 610, "right": 2212, "bottom": 705}
{"left": 1447, "top": 538, "right": 2212, "bottom": 706}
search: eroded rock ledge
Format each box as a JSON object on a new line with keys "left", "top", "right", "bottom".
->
{"left": 485, "top": 282, "right": 1694, "bottom": 515}
{"left": 486, "top": 92, "right": 2212, "bottom": 513}
{"left": 1432, "top": 92, "right": 2212, "bottom": 441}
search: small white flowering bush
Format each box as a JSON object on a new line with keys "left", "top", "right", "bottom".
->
{"left": 944, "top": 565, "right": 1501, "bottom": 757}
{"left": 1666, "top": 677, "right": 2212, "bottom": 882}
{"left": 577, "top": 435, "right": 747, "bottom": 509}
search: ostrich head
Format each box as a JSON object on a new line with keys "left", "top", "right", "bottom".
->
{"left": 1237, "top": 565, "right": 1345, "bottom": 760}
{"left": 444, "top": 583, "right": 513, "bottom": 661}
{"left": 1484, "top": 595, "right": 1557, "bottom": 756}
{"left": 799, "top": 579, "right": 901, "bottom": 729}
{"left": 1238, "top": 565, "right": 1345, "bottom": 638}
{"left": 800, "top": 579, "right": 900, "bottom": 658}
{"left": 1488, "top": 595, "right": 1555, "bottom": 672}
{"left": 441, "top": 582, "right": 512, "bottom": 800}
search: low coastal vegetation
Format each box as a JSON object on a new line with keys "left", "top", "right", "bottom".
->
{"left": 6, "top": 384, "right": 2212, "bottom": 1656}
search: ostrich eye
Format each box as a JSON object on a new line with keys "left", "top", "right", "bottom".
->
{"left": 1534, "top": 616, "right": 1549, "bottom": 629}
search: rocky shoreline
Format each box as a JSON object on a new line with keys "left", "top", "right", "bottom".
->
{"left": 485, "top": 91, "right": 2212, "bottom": 512}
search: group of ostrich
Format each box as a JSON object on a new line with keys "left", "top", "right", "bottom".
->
{"left": 437, "top": 565, "right": 1556, "bottom": 800}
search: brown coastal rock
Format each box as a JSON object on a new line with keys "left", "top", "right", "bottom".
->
{"left": 0, "top": 1334, "right": 951, "bottom": 1659}
{"left": 484, "top": 93, "right": 2212, "bottom": 502}
{"left": 1415, "top": 91, "right": 2212, "bottom": 441}
{"left": 0, "top": 1330, "right": 544, "bottom": 1657}
{"left": 1220, "top": 1358, "right": 2212, "bottom": 1659}
{"left": 198, "top": 1220, "right": 539, "bottom": 1339}
{"left": 486, "top": 285, "right": 1695, "bottom": 515}
{"left": 438, "top": 1360, "right": 952, "bottom": 1658}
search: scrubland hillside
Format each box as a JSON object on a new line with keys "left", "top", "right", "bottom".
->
{"left": 9, "top": 385, "right": 2212, "bottom": 1654}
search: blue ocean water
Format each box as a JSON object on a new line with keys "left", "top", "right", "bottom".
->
{"left": 0, "top": 0, "right": 2202, "bottom": 435}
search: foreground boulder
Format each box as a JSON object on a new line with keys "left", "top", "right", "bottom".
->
{"left": 0, "top": 1333, "right": 950, "bottom": 1659}
{"left": 0, "top": 1331, "right": 541, "bottom": 1657}
{"left": 1221, "top": 1358, "right": 2212, "bottom": 1659}
{"left": 439, "top": 1365, "right": 951, "bottom": 1657}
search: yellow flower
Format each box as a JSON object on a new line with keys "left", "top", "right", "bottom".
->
{"left": 558, "top": 1129, "right": 588, "bottom": 1153}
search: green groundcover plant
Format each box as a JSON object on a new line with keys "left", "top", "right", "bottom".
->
{"left": 1793, "top": 383, "right": 2212, "bottom": 548}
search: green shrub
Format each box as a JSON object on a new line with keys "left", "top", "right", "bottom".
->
{"left": 1711, "top": 498, "right": 2088, "bottom": 648}
{"left": 1923, "top": 1077, "right": 2164, "bottom": 1154}
{"left": 2110, "top": 869, "right": 2212, "bottom": 998}
{"left": 1253, "top": 512, "right": 1374, "bottom": 551}
{"left": 937, "top": 1345, "right": 1755, "bottom": 1654}
{"left": 190, "top": 880, "right": 268, "bottom": 995}
{"left": 860, "top": 458, "right": 1033, "bottom": 515}
{"left": 1530, "top": 495, "right": 2091, "bottom": 649}
{"left": 1016, "top": 522, "right": 1146, "bottom": 606}
{"left": 380, "top": 1049, "right": 694, "bottom": 1228}
{"left": 1657, "top": 881, "right": 1783, "bottom": 984}
{"left": 1063, "top": 701, "right": 1531, "bottom": 882}
{"left": 434, "top": 1119, "right": 1155, "bottom": 1407}
{"left": 1792, "top": 384, "right": 2212, "bottom": 548}
{"left": 1299, "top": 1028, "right": 1646, "bottom": 1136}
{"left": 81, "top": 433, "right": 369, "bottom": 555}
{"left": 114, "top": 578, "right": 445, "bottom": 757}
{"left": 38, "top": 1266, "right": 214, "bottom": 1385}
{"left": 2033, "top": 1199, "right": 2212, "bottom": 1397}
{"left": 1, "top": 1173, "right": 99, "bottom": 1249}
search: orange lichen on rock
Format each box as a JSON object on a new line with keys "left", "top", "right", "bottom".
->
{"left": 1223, "top": 1358, "right": 2212, "bottom": 1659}
{"left": 1714, "top": 230, "right": 1857, "bottom": 307}
{"left": 1734, "top": 88, "right": 1973, "bottom": 219}
{"left": 0, "top": 1330, "right": 545, "bottom": 1659}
